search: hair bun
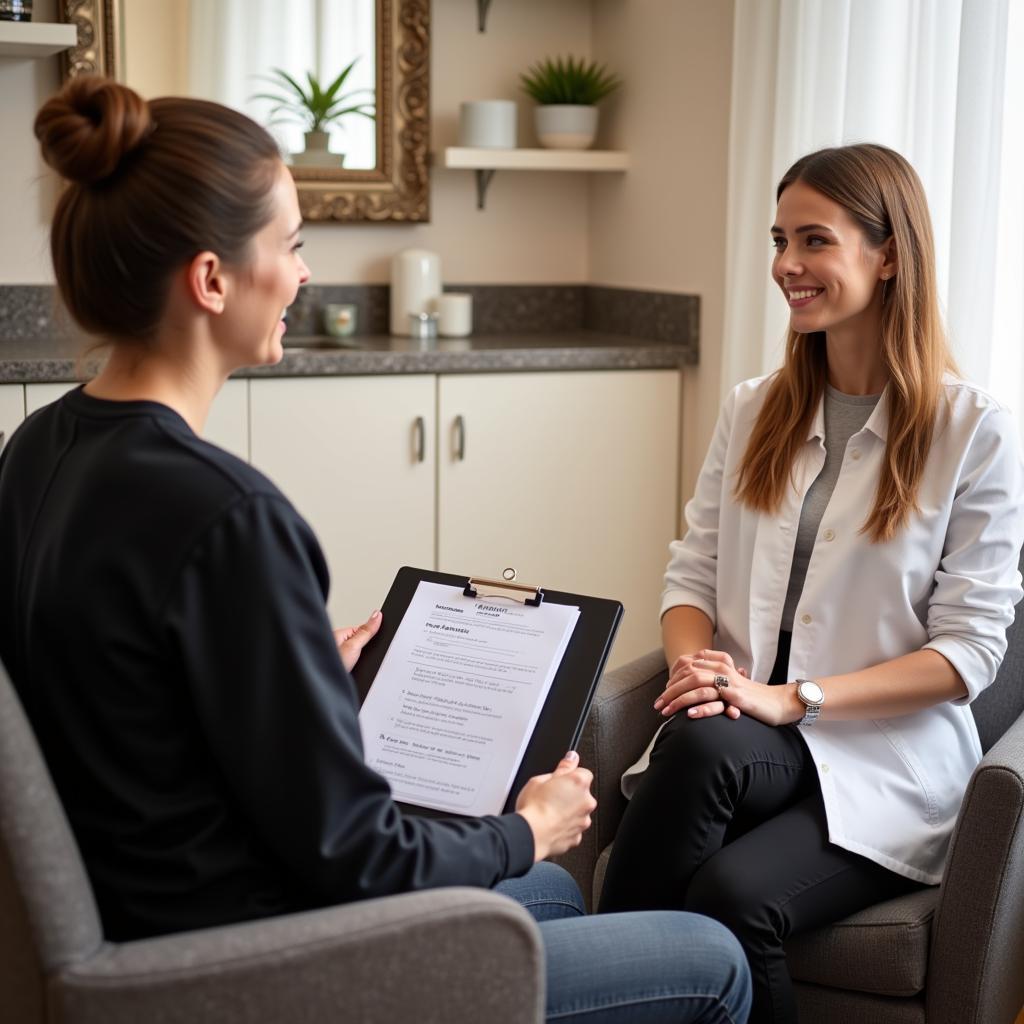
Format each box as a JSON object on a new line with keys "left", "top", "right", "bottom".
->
{"left": 34, "top": 76, "right": 153, "bottom": 185}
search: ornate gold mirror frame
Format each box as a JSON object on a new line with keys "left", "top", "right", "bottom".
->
{"left": 59, "top": 0, "right": 430, "bottom": 222}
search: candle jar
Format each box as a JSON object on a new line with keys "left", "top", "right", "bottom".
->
{"left": 323, "top": 303, "right": 358, "bottom": 339}
{"left": 390, "top": 248, "right": 441, "bottom": 336}
{"left": 437, "top": 293, "right": 473, "bottom": 338}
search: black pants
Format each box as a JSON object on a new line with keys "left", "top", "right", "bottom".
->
{"left": 598, "top": 635, "right": 922, "bottom": 1023}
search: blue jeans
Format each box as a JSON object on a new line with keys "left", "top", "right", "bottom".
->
{"left": 495, "top": 863, "right": 751, "bottom": 1023}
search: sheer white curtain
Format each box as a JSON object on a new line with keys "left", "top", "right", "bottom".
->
{"left": 187, "top": 0, "right": 376, "bottom": 169}
{"left": 722, "top": 0, "right": 1024, "bottom": 436}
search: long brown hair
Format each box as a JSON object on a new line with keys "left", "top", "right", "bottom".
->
{"left": 34, "top": 75, "right": 282, "bottom": 341}
{"left": 734, "top": 143, "right": 956, "bottom": 542}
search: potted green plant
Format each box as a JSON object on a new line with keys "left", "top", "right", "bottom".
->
{"left": 253, "top": 59, "right": 375, "bottom": 166}
{"left": 519, "top": 56, "right": 621, "bottom": 150}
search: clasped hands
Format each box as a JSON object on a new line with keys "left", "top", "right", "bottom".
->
{"left": 655, "top": 649, "right": 797, "bottom": 727}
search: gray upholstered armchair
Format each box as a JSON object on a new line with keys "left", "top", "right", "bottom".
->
{"left": 0, "top": 663, "right": 545, "bottom": 1024}
{"left": 555, "top": 553, "right": 1024, "bottom": 1024}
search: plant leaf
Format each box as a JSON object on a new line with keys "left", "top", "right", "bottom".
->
{"left": 323, "top": 57, "right": 360, "bottom": 103}
{"left": 519, "top": 54, "right": 622, "bottom": 105}
{"left": 248, "top": 63, "right": 377, "bottom": 133}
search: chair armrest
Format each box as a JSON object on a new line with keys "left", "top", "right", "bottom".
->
{"left": 554, "top": 649, "right": 667, "bottom": 908}
{"left": 53, "top": 888, "right": 544, "bottom": 1024}
{"left": 926, "top": 709, "right": 1024, "bottom": 1024}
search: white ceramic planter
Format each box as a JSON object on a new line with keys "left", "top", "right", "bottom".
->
{"left": 291, "top": 129, "right": 345, "bottom": 168}
{"left": 534, "top": 105, "right": 599, "bottom": 150}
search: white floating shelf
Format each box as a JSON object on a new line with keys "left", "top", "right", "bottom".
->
{"left": 445, "top": 147, "right": 629, "bottom": 209}
{"left": 445, "top": 147, "right": 630, "bottom": 172}
{"left": 0, "top": 21, "right": 77, "bottom": 58}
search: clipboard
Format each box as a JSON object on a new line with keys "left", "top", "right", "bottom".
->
{"left": 351, "top": 566, "right": 623, "bottom": 817}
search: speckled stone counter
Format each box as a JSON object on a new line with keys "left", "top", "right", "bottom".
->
{"left": 0, "top": 282, "right": 700, "bottom": 383}
{"left": 0, "top": 331, "right": 696, "bottom": 384}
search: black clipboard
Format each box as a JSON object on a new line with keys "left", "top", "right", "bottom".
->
{"left": 351, "top": 566, "right": 623, "bottom": 817}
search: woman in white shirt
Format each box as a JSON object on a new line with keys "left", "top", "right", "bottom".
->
{"left": 599, "top": 143, "right": 1024, "bottom": 1024}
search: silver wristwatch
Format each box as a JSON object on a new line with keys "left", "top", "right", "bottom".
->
{"left": 795, "top": 679, "right": 825, "bottom": 726}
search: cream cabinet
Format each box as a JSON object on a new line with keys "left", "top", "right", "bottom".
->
{"left": 437, "top": 371, "right": 679, "bottom": 665}
{"left": 0, "top": 384, "right": 24, "bottom": 453}
{"left": 24, "top": 380, "right": 250, "bottom": 460}
{"left": 25, "top": 382, "right": 75, "bottom": 415}
{"left": 248, "top": 370, "right": 680, "bottom": 667}
{"left": 203, "top": 380, "right": 249, "bottom": 461}
{"left": 248, "top": 375, "right": 437, "bottom": 631}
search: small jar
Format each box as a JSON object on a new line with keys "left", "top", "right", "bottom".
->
{"left": 0, "top": 0, "right": 32, "bottom": 20}
{"left": 323, "top": 303, "right": 357, "bottom": 338}
{"left": 409, "top": 312, "right": 439, "bottom": 340}
{"left": 437, "top": 293, "right": 473, "bottom": 338}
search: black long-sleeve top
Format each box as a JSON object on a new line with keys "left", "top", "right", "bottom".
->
{"left": 0, "top": 387, "right": 533, "bottom": 940}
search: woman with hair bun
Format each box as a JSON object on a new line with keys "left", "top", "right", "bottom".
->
{"left": 0, "top": 77, "right": 752, "bottom": 1023}
{"left": 599, "top": 143, "right": 1024, "bottom": 1023}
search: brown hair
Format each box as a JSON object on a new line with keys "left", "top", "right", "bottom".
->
{"left": 34, "top": 75, "right": 282, "bottom": 340}
{"left": 734, "top": 143, "right": 956, "bottom": 543}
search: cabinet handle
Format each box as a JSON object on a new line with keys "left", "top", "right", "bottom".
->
{"left": 454, "top": 415, "right": 466, "bottom": 461}
{"left": 412, "top": 416, "right": 426, "bottom": 463}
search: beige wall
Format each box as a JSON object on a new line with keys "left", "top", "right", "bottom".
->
{"left": 591, "top": 0, "right": 734, "bottom": 504}
{"left": 1, "top": 0, "right": 735, "bottom": 493}
{"left": 304, "top": 0, "right": 593, "bottom": 284}
{"left": 0, "top": 0, "right": 594, "bottom": 285}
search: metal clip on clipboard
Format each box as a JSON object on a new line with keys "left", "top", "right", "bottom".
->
{"left": 463, "top": 567, "right": 544, "bottom": 606}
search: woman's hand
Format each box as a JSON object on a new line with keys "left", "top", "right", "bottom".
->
{"left": 515, "top": 751, "right": 597, "bottom": 861}
{"left": 333, "top": 610, "right": 383, "bottom": 672}
{"left": 655, "top": 649, "right": 801, "bottom": 727}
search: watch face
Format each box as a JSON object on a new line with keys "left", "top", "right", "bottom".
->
{"left": 799, "top": 680, "right": 824, "bottom": 705}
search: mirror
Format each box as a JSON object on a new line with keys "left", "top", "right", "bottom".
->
{"left": 59, "top": 0, "right": 430, "bottom": 222}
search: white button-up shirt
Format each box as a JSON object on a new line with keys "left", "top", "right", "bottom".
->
{"left": 625, "top": 374, "right": 1024, "bottom": 884}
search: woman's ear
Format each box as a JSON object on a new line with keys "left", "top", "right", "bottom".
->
{"left": 186, "top": 251, "right": 227, "bottom": 315}
{"left": 880, "top": 236, "right": 898, "bottom": 282}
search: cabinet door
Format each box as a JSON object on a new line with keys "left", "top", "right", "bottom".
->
{"left": 249, "top": 376, "right": 436, "bottom": 629}
{"left": 0, "top": 385, "right": 24, "bottom": 453}
{"left": 438, "top": 370, "right": 680, "bottom": 668}
{"left": 25, "top": 382, "right": 75, "bottom": 414}
{"left": 205, "top": 379, "right": 249, "bottom": 460}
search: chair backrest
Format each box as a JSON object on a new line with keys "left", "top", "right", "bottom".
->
{"left": 0, "top": 661, "right": 103, "bottom": 1023}
{"left": 971, "top": 546, "right": 1024, "bottom": 752}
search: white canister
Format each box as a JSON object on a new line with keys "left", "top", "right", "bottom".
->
{"left": 390, "top": 249, "right": 442, "bottom": 336}
{"left": 437, "top": 293, "right": 473, "bottom": 338}
{"left": 458, "top": 100, "right": 517, "bottom": 149}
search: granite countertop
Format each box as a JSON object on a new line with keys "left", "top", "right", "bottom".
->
{"left": 0, "top": 331, "right": 697, "bottom": 384}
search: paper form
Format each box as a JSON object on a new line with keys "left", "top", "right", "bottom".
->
{"left": 359, "top": 581, "right": 580, "bottom": 815}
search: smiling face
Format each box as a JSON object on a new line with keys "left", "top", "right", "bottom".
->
{"left": 771, "top": 179, "right": 892, "bottom": 344}
{"left": 217, "top": 161, "right": 311, "bottom": 370}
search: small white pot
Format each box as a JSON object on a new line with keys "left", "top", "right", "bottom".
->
{"left": 291, "top": 129, "right": 345, "bottom": 168}
{"left": 304, "top": 129, "right": 331, "bottom": 153}
{"left": 534, "top": 105, "right": 599, "bottom": 150}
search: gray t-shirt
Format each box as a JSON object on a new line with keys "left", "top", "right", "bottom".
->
{"left": 781, "top": 384, "right": 882, "bottom": 631}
